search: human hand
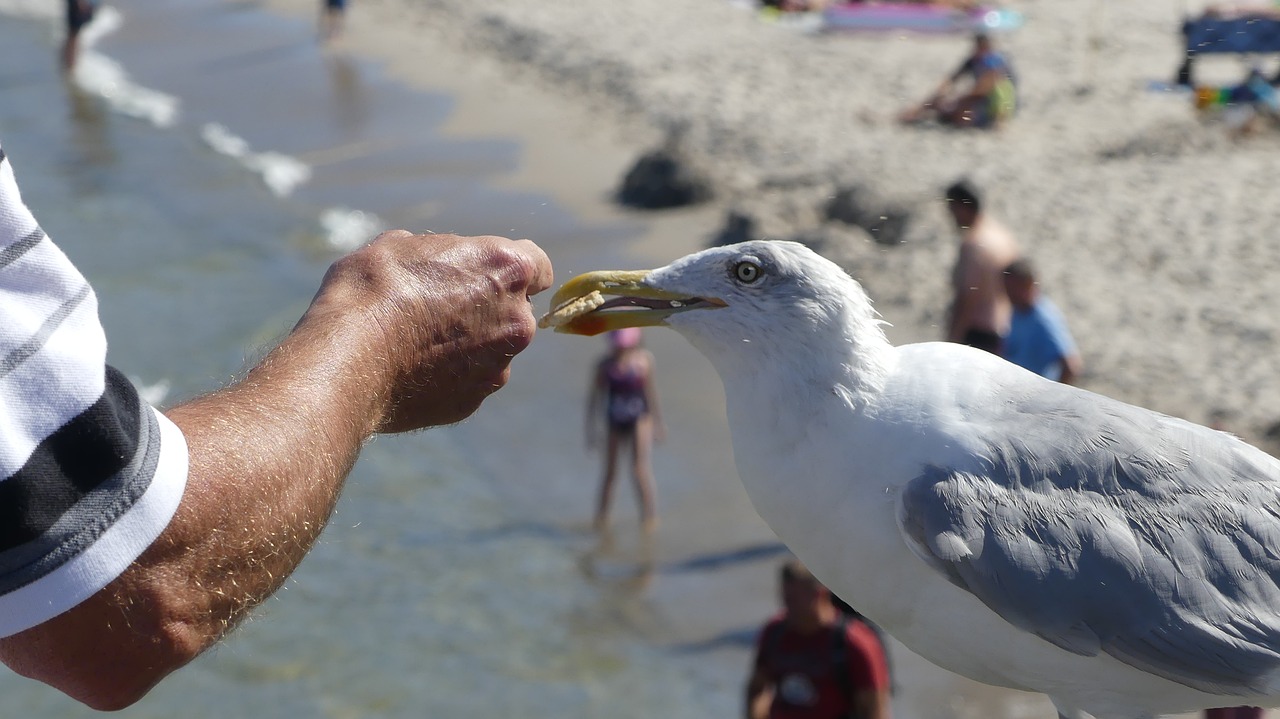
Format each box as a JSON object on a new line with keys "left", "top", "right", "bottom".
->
{"left": 300, "top": 230, "right": 553, "bottom": 433}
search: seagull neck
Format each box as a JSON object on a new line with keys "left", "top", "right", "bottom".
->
{"left": 833, "top": 333, "right": 894, "bottom": 410}
{"left": 711, "top": 323, "right": 893, "bottom": 422}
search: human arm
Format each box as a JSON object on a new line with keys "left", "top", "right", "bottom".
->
{"left": 954, "top": 65, "right": 1001, "bottom": 108}
{"left": 1042, "top": 300, "right": 1082, "bottom": 385}
{"left": 919, "top": 55, "right": 978, "bottom": 110}
{"left": 745, "top": 666, "right": 775, "bottom": 719}
{"left": 1058, "top": 351, "right": 1083, "bottom": 386}
{"left": 931, "top": 72, "right": 962, "bottom": 104}
{"left": 846, "top": 622, "right": 893, "bottom": 719}
{"left": 900, "top": 54, "right": 974, "bottom": 122}
{"left": 0, "top": 230, "right": 552, "bottom": 710}
{"left": 851, "top": 686, "right": 891, "bottom": 719}
{"left": 745, "top": 621, "right": 778, "bottom": 719}
{"left": 899, "top": 74, "right": 959, "bottom": 122}
{"left": 640, "top": 350, "right": 666, "bottom": 443}
{"left": 946, "top": 243, "right": 983, "bottom": 342}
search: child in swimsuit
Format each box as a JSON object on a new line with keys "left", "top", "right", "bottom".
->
{"left": 586, "top": 327, "right": 664, "bottom": 532}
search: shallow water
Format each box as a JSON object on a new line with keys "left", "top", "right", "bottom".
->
{"left": 0, "top": 2, "right": 782, "bottom": 716}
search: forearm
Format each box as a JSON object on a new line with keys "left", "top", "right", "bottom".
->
{"left": 946, "top": 299, "right": 969, "bottom": 341}
{"left": 0, "top": 316, "right": 386, "bottom": 709}
{"left": 161, "top": 316, "right": 383, "bottom": 632}
{"left": 0, "top": 230, "right": 551, "bottom": 710}
{"left": 853, "top": 689, "right": 891, "bottom": 719}
{"left": 644, "top": 384, "right": 662, "bottom": 426}
{"left": 1059, "top": 353, "right": 1083, "bottom": 385}
{"left": 745, "top": 676, "right": 773, "bottom": 719}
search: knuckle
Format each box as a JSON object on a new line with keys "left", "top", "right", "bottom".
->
{"left": 489, "top": 244, "right": 536, "bottom": 288}
{"left": 328, "top": 248, "right": 376, "bottom": 287}
{"left": 372, "top": 228, "right": 414, "bottom": 243}
{"left": 492, "top": 366, "right": 512, "bottom": 390}
{"left": 343, "top": 236, "right": 396, "bottom": 276}
{"left": 506, "top": 313, "right": 537, "bottom": 352}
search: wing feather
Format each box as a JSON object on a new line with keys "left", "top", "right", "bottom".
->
{"left": 899, "top": 380, "right": 1280, "bottom": 694}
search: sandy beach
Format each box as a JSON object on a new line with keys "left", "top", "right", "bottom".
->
{"left": 259, "top": 0, "right": 1280, "bottom": 450}
{"left": 168, "top": 0, "right": 1280, "bottom": 715}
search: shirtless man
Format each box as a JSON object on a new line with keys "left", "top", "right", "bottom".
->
{"left": 943, "top": 180, "right": 1020, "bottom": 354}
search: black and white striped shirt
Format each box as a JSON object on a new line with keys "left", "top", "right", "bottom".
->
{"left": 0, "top": 144, "right": 188, "bottom": 637}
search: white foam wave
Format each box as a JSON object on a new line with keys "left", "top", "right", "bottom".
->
{"left": 131, "top": 376, "right": 172, "bottom": 407}
{"left": 3, "top": 0, "right": 318, "bottom": 202}
{"left": 319, "top": 206, "right": 383, "bottom": 252}
{"left": 72, "top": 7, "right": 181, "bottom": 128}
{"left": 200, "top": 123, "right": 312, "bottom": 197}
{"left": 0, "top": 0, "right": 57, "bottom": 21}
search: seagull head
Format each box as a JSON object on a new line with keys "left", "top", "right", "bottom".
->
{"left": 542, "top": 241, "right": 890, "bottom": 382}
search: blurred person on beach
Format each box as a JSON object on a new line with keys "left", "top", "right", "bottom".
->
{"left": 320, "top": 0, "right": 346, "bottom": 41}
{"left": 760, "top": 0, "right": 828, "bottom": 12}
{"left": 898, "top": 32, "right": 1017, "bottom": 129}
{"left": 1192, "top": 67, "right": 1280, "bottom": 137}
{"left": 1001, "top": 258, "right": 1083, "bottom": 384}
{"left": 586, "top": 327, "right": 664, "bottom": 533}
{"left": 1201, "top": 1, "right": 1280, "bottom": 19}
{"left": 61, "top": 0, "right": 98, "bottom": 72}
{"left": 0, "top": 141, "right": 554, "bottom": 710}
{"left": 746, "top": 559, "right": 892, "bottom": 719}
{"left": 943, "top": 179, "right": 1020, "bottom": 355}
{"left": 1206, "top": 708, "right": 1266, "bottom": 719}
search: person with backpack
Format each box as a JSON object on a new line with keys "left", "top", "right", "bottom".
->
{"left": 746, "top": 559, "right": 893, "bottom": 719}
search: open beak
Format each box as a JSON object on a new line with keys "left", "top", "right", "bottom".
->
{"left": 539, "top": 269, "right": 726, "bottom": 336}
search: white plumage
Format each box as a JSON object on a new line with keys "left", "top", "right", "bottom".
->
{"left": 547, "top": 240, "right": 1280, "bottom": 719}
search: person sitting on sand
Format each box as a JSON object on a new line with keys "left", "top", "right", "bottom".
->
{"left": 1194, "top": 67, "right": 1280, "bottom": 136}
{"left": 899, "top": 32, "right": 1017, "bottom": 129}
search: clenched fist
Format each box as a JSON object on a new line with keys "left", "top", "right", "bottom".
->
{"left": 300, "top": 230, "right": 554, "bottom": 432}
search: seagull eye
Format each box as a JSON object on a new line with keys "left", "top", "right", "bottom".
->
{"left": 733, "top": 261, "right": 762, "bottom": 284}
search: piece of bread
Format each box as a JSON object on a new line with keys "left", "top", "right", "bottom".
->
{"left": 538, "top": 290, "right": 605, "bottom": 329}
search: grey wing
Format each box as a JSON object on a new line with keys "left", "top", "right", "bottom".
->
{"left": 898, "top": 380, "right": 1280, "bottom": 695}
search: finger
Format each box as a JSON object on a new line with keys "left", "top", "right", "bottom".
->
{"left": 510, "top": 239, "right": 554, "bottom": 295}
{"left": 501, "top": 311, "right": 537, "bottom": 355}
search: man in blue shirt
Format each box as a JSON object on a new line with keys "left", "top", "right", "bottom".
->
{"left": 1001, "top": 259, "right": 1084, "bottom": 384}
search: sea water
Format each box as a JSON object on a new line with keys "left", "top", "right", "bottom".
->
{"left": 0, "top": 1, "right": 778, "bottom": 716}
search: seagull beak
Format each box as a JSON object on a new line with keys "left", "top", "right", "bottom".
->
{"left": 539, "top": 269, "right": 727, "bottom": 336}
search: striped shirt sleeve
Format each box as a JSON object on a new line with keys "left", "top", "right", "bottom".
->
{"left": 0, "top": 144, "right": 189, "bottom": 638}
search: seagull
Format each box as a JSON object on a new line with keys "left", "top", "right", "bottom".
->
{"left": 541, "top": 240, "right": 1280, "bottom": 719}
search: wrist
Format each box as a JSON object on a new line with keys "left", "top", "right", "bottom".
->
{"left": 257, "top": 307, "right": 392, "bottom": 441}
